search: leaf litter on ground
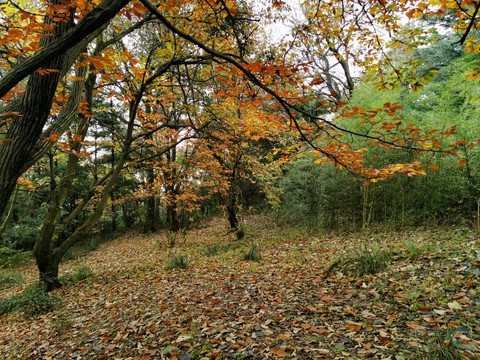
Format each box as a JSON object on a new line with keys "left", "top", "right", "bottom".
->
{"left": 0, "top": 215, "right": 479, "bottom": 359}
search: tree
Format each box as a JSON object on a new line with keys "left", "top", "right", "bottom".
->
{"left": 0, "top": 0, "right": 134, "bottom": 220}
{"left": 190, "top": 87, "right": 286, "bottom": 229}
{"left": 21, "top": 0, "right": 263, "bottom": 289}
{"left": 30, "top": 21, "right": 208, "bottom": 289}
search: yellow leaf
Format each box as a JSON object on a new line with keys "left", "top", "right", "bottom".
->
{"left": 448, "top": 301, "right": 462, "bottom": 311}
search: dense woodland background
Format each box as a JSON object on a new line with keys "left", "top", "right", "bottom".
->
{"left": 1, "top": 6, "right": 479, "bottom": 253}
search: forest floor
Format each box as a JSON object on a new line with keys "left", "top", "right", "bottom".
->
{"left": 0, "top": 214, "right": 479, "bottom": 359}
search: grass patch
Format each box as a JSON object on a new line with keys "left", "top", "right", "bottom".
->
{"left": 165, "top": 254, "right": 189, "bottom": 270}
{"left": 422, "top": 328, "right": 464, "bottom": 360}
{"left": 0, "top": 269, "right": 23, "bottom": 286}
{"left": 0, "top": 282, "right": 61, "bottom": 316}
{"left": 205, "top": 244, "right": 221, "bottom": 256}
{"left": 0, "top": 248, "right": 33, "bottom": 268}
{"left": 242, "top": 244, "right": 262, "bottom": 262}
{"left": 205, "top": 242, "right": 242, "bottom": 256}
{"left": 405, "top": 241, "right": 423, "bottom": 259}
{"left": 60, "top": 266, "right": 94, "bottom": 283}
{"left": 325, "top": 245, "right": 391, "bottom": 277}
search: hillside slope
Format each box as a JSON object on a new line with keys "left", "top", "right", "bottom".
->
{"left": 1, "top": 215, "right": 479, "bottom": 359}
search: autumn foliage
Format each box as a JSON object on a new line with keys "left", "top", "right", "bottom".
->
{"left": 0, "top": 0, "right": 480, "bottom": 293}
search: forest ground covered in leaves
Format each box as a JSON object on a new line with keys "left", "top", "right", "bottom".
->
{"left": 1, "top": 214, "right": 479, "bottom": 359}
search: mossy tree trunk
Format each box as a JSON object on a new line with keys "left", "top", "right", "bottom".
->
{"left": 34, "top": 67, "right": 94, "bottom": 291}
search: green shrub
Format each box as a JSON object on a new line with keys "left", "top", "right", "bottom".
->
{"left": 0, "top": 248, "right": 33, "bottom": 268}
{"left": 235, "top": 227, "right": 245, "bottom": 240}
{"left": 165, "top": 254, "right": 189, "bottom": 270}
{"left": 273, "top": 156, "right": 360, "bottom": 230}
{"left": 325, "top": 245, "right": 391, "bottom": 277}
{"left": 0, "top": 270, "right": 23, "bottom": 286}
{"left": 81, "top": 238, "right": 100, "bottom": 253}
{"left": 422, "top": 328, "right": 463, "bottom": 360}
{"left": 0, "top": 282, "right": 61, "bottom": 316}
{"left": 72, "top": 266, "right": 93, "bottom": 281}
{"left": 2, "top": 216, "right": 46, "bottom": 250}
{"left": 242, "top": 244, "right": 262, "bottom": 262}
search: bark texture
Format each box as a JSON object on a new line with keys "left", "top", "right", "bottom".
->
{"left": 0, "top": 0, "right": 130, "bottom": 220}
{"left": 0, "top": 0, "right": 130, "bottom": 99}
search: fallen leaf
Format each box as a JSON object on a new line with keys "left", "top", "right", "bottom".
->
{"left": 176, "top": 335, "right": 192, "bottom": 342}
{"left": 271, "top": 346, "right": 287, "bottom": 357}
{"left": 448, "top": 301, "right": 462, "bottom": 311}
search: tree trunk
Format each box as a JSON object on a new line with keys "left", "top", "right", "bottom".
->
{"left": 225, "top": 166, "right": 239, "bottom": 230}
{"left": 226, "top": 195, "right": 239, "bottom": 230}
{"left": 122, "top": 201, "right": 136, "bottom": 228}
{"left": 166, "top": 198, "right": 180, "bottom": 232}
{"left": 0, "top": 0, "right": 131, "bottom": 220}
{"left": 0, "top": 0, "right": 74, "bottom": 219}
{"left": 32, "top": 48, "right": 180, "bottom": 291}
{"left": 0, "top": 186, "right": 18, "bottom": 245}
{"left": 34, "top": 71, "right": 94, "bottom": 291}
{"left": 164, "top": 146, "right": 179, "bottom": 232}
{"left": 0, "top": 0, "right": 130, "bottom": 99}
{"left": 144, "top": 195, "right": 157, "bottom": 233}
{"left": 37, "top": 254, "right": 62, "bottom": 292}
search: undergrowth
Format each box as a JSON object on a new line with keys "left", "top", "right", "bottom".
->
{"left": 205, "top": 242, "right": 242, "bottom": 256}
{"left": 242, "top": 244, "right": 262, "bottom": 262}
{"left": 0, "top": 269, "right": 23, "bottom": 286}
{"left": 422, "top": 328, "right": 464, "bottom": 360}
{"left": 0, "top": 282, "right": 61, "bottom": 316}
{"left": 165, "top": 254, "right": 189, "bottom": 270}
{"left": 325, "top": 245, "right": 391, "bottom": 277}
{"left": 0, "top": 248, "right": 33, "bottom": 268}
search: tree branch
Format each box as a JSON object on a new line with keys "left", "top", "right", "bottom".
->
{"left": 0, "top": 0, "right": 130, "bottom": 99}
{"left": 458, "top": 1, "right": 480, "bottom": 45}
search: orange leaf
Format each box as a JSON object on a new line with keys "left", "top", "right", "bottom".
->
{"left": 278, "top": 333, "right": 291, "bottom": 340}
{"left": 271, "top": 347, "right": 287, "bottom": 357}
{"left": 459, "top": 159, "right": 466, "bottom": 167}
